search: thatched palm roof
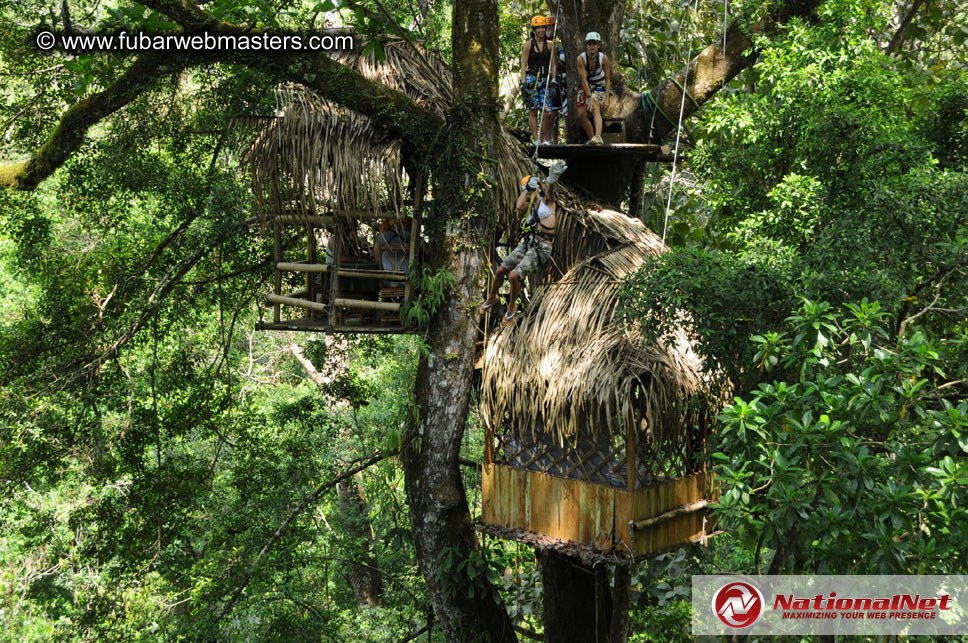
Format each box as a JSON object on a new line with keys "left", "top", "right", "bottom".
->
{"left": 245, "top": 38, "right": 527, "bottom": 226}
{"left": 481, "top": 208, "right": 710, "bottom": 457}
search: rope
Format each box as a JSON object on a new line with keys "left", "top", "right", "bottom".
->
{"left": 669, "top": 77, "right": 700, "bottom": 111}
{"left": 641, "top": 91, "right": 677, "bottom": 136}
{"left": 660, "top": 0, "right": 700, "bottom": 247}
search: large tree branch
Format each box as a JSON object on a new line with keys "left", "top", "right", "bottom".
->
{"left": 620, "top": 0, "right": 824, "bottom": 143}
{"left": 2, "top": 51, "right": 189, "bottom": 189}
{"left": 137, "top": 0, "right": 221, "bottom": 30}
{"left": 1, "top": 15, "right": 443, "bottom": 190}
{"left": 885, "top": 0, "right": 926, "bottom": 56}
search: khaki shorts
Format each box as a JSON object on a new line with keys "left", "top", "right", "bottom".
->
{"left": 501, "top": 238, "right": 552, "bottom": 280}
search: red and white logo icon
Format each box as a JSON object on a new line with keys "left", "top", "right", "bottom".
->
{"left": 713, "top": 581, "right": 765, "bottom": 628}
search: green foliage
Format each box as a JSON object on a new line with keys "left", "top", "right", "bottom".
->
{"left": 402, "top": 265, "right": 455, "bottom": 328}
{"left": 714, "top": 300, "right": 968, "bottom": 574}
{"left": 618, "top": 245, "right": 795, "bottom": 392}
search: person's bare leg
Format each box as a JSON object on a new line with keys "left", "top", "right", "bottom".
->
{"left": 578, "top": 105, "right": 594, "bottom": 139}
{"left": 482, "top": 266, "right": 507, "bottom": 309}
{"left": 507, "top": 272, "right": 522, "bottom": 316}
{"left": 529, "top": 110, "right": 539, "bottom": 142}
{"left": 592, "top": 102, "right": 603, "bottom": 138}
{"left": 541, "top": 110, "right": 555, "bottom": 143}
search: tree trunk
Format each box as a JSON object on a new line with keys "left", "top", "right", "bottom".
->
{"left": 538, "top": 550, "right": 611, "bottom": 643}
{"left": 400, "top": 0, "right": 516, "bottom": 640}
{"left": 336, "top": 478, "right": 383, "bottom": 607}
{"left": 608, "top": 565, "right": 631, "bottom": 643}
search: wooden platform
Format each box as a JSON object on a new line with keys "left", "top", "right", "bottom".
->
{"left": 481, "top": 464, "right": 715, "bottom": 558}
{"left": 255, "top": 317, "right": 416, "bottom": 334}
{"left": 525, "top": 143, "right": 673, "bottom": 162}
{"left": 524, "top": 143, "right": 674, "bottom": 206}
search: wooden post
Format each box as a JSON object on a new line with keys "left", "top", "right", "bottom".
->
{"left": 328, "top": 227, "right": 341, "bottom": 327}
{"left": 484, "top": 422, "right": 494, "bottom": 466}
{"left": 627, "top": 413, "right": 637, "bottom": 493}
{"left": 272, "top": 221, "right": 282, "bottom": 323}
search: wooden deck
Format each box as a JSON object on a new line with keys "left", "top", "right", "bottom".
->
{"left": 255, "top": 317, "right": 416, "bottom": 334}
{"left": 525, "top": 143, "right": 673, "bottom": 162}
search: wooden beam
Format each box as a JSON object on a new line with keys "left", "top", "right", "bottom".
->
{"left": 276, "top": 262, "right": 406, "bottom": 280}
{"left": 267, "top": 293, "right": 328, "bottom": 313}
{"left": 272, "top": 222, "right": 282, "bottom": 323}
{"left": 632, "top": 499, "right": 708, "bottom": 531}
{"left": 333, "top": 298, "right": 401, "bottom": 312}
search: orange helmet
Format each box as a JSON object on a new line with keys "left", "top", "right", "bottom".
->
{"left": 531, "top": 15, "right": 548, "bottom": 27}
{"left": 545, "top": 15, "right": 555, "bottom": 25}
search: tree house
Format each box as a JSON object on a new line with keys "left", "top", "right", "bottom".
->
{"left": 243, "top": 87, "right": 428, "bottom": 334}
{"left": 479, "top": 208, "right": 717, "bottom": 562}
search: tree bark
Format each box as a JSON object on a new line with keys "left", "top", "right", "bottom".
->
{"left": 537, "top": 550, "right": 611, "bottom": 643}
{"left": 608, "top": 565, "right": 631, "bottom": 643}
{"left": 399, "top": 0, "right": 516, "bottom": 639}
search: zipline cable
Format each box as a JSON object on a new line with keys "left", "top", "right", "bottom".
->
{"left": 661, "top": 0, "right": 700, "bottom": 247}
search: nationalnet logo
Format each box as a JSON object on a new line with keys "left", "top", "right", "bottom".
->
{"left": 773, "top": 591, "right": 953, "bottom": 621}
{"left": 693, "top": 575, "right": 968, "bottom": 635}
{"left": 712, "top": 581, "right": 764, "bottom": 628}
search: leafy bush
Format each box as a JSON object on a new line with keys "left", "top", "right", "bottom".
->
{"left": 714, "top": 300, "right": 968, "bottom": 574}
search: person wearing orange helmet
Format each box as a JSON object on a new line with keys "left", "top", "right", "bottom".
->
{"left": 520, "top": 15, "right": 557, "bottom": 145}
{"left": 480, "top": 162, "right": 566, "bottom": 325}
{"left": 545, "top": 14, "right": 567, "bottom": 143}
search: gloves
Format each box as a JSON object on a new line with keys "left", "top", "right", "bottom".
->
{"left": 546, "top": 161, "right": 567, "bottom": 185}
{"left": 519, "top": 82, "right": 531, "bottom": 104}
{"left": 526, "top": 176, "right": 540, "bottom": 191}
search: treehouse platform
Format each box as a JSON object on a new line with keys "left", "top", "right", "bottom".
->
{"left": 257, "top": 206, "right": 423, "bottom": 334}
{"left": 525, "top": 131, "right": 674, "bottom": 207}
{"left": 524, "top": 142, "right": 672, "bottom": 161}
{"left": 478, "top": 209, "right": 719, "bottom": 563}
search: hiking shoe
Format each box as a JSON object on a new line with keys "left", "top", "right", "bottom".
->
{"left": 590, "top": 135, "right": 604, "bottom": 145}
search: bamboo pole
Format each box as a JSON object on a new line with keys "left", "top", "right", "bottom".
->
{"left": 306, "top": 223, "right": 314, "bottom": 306}
{"left": 267, "top": 294, "right": 328, "bottom": 313}
{"left": 632, "top": 499, "right": 708, "bottom": 531}
{"left": 333, "top": 298, "right": 401, "bottom": 312}
{"left": 274, "top": 216, "right": 339, "bottom": 226}
{"left": 275, "top": 263, "right": 406, "bottom": 280}
{"left": 274, "top": 209, "right": 398, "bottom": 224}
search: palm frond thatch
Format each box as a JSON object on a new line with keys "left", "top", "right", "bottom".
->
{"left": 246, "top": 86, "right": 406, "bottom": 222}
{"left": 481, "top": 210, "right": 709, "bottom": 463}
{"left": 244, "top": 38, "right": 526, "bottom": 227}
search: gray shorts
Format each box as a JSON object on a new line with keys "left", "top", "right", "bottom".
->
{"left": 501, "top": 238, "right": 551, "bottom": 280}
